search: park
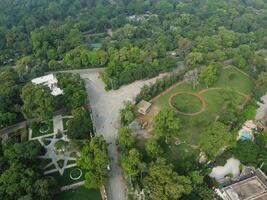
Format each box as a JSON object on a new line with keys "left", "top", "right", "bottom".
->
{"left": 134, "top": 66, "right": 254, "bottom": 171}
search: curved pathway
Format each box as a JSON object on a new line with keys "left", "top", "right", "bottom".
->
{"left": 168, "top": 91, "right": 206, "bottom": 116}
{"left": 199, "top": 87, "right": 250, "bottom": 108}
{"left": 168, "top": 87, "right": 250, "bottom": 117}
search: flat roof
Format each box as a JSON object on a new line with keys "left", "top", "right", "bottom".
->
{"left": 32, "top": 74, "right": 57, "bottom": 85}
{"left": 137, "top": 100, "right": 152, "bottom": 111}
{"left": 223, "top": 176, "right": 267, "bottom": 200}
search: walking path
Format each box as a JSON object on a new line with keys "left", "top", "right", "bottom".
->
{"left": 29, "top": 115, "right": 77, "bottom": 176}
{"left": 60, "top": 181, "right": 85, "bottom": 191}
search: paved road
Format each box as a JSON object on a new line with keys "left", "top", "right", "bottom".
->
{"left": 67, "top": 69, "right": 170, "bottom": 200}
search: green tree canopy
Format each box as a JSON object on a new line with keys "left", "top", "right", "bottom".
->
{"left": 153, "top": 107, "right": 180, "bottom": 139}
{"left": 143, "top": 160, "right": 192, "bottom": 200}
{"left": 77, "top": 135, "right": 109, "bottom": 188}
{"left": 0, "top": 140, "right": 53, "bottom": 200}
{"left": 199, "top": 122, "right": 234, "bottom": 159}
{"left": 117, "top": 127, "right": 135, "bottom": 152}
{"left": 121, "top": 148, "right": 142, "bottom": 181}
{"left": 67, "top": 107, "right": 93, "bottom": 140}
{"left": 145, "top": 139, "right": 163, "bottom": 159}
{"left": 21, "top": 83, "right": 55, "bottom": 121}
{"left": 233, "top": 140, "right": 259, "bottom": 166}
{"left": 200, "top": 64, "right": 219, "bottom": 87}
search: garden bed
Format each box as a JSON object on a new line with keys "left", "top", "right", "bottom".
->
{"left": 30, "top": 121, "right": 53, "bottom": 138}
{"left": 47, "top": 166, "right": 85, "bottom": 187}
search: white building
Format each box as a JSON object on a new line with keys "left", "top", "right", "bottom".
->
{"left": 32, "top": 74, "right": 63, "bottom": 96}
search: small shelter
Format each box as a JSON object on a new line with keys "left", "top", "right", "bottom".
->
{"left": 137, "top": 100, "right": 152, "bottom": 115}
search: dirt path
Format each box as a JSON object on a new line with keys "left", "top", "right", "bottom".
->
{"left": 199, "top": 87, "right": 250, "bottom": 108}
{"left": 168, "top": 91, "right": 206, "bottom": 116}
{"left": 167, "top": 87, "right": 250, "bottom": 117}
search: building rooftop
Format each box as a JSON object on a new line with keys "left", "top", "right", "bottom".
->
{"left": 32, "top": 74, "right": 57, "bottom": 85}
{"left": 137, "top": 100, "right": 152, "bottom": 115}
{"left": 217, "top": 169, "right": 267, "bottom": 200}
{"left": 32, "top": 74, "right": 63, "bottom": 96}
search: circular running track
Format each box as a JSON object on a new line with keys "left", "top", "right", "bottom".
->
{"left": 169, "top": 91, "right": 206, "bottom": 116}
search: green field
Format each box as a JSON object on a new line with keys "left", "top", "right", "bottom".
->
{"left": 214, "top": 66, "right": 253, "bottom": 93}
{"left": 47, "top": 166, "right": 85, "bottom": 187}
{"left": 154, "top": 66, "right": 253, "bottom": 145}
{"left": 53, "top": 186, "right": 101, "bottom": 200}
{"left": 31, "top": 121, "right": 54, "bottom": 138}
{"left": 171, "top": 93, "right": 203, "bottom": 113}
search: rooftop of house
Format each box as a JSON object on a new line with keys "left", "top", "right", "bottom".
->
{"left": 31, "top": 74, "right": 63, "bottom": 96}
{"left": 137, "top": 100, "right": 152, "bottom": 112}
{"left": 32, "top": 74, "right": 57, "bottom": 85}
{"left": 217, "top": 169, "right": 267, "bottom": 200}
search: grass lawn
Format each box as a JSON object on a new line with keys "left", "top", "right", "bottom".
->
{"left": 31, "top": 121, "right": 53, "bottom": 138}
{"left": 47, "top": 166, "right": 85, "bottom": 187}
{"left": 154, "top": 66, "right": 253, "bottom": 145}
{"left": 171, "top": 93, "right": 203, "bottom": 113}
{"left": 53, "top": 186, "right": 101, "bottom": 200}
{"left": 214, "top": 66, "right": 253, "bottom": 94}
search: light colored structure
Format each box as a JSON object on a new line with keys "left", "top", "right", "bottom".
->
{"left": 244, "top": 120, "right": 257, "bottom": 130}
{"left": 32, "top": 74, "right": 63, "bottom": 96}
{"left": 137, "top": 100, "right": 152, "bottom": 115}
{"left": 237, "top": 120, "right": 257, "bottom": 141}
{"left": 216, "top": 168, "right": 267, "bottom": 200}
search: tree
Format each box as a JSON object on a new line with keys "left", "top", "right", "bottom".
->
{"left": 145, "top": 139, "right": 163, "bottom": 159}
{"left": 0, "top": 140, "right": 53, "bottom": 200}
{"left": 233, "top": 140, "right": 259, "bottom": 166}
{"left": 254, "top": 72, "right": 267, "bottom": 99}
{"left": 0, "top": 69, "right": 21, "bottom": 127}
{"left": 200, "top": 65, "right": 218, "bottom": 87}
{"left": 153, "top": 107, "right": 180, "bottom": 139}
{"left": 199, "top": 122, "right": 234, "bottom": 158}
{"left": 21, "top": 83, "right": 55, "bottom": 121}
{"left": 189, "top": 171, "right": 204, "bottom": 185}
{"left": 77, "top": 135, "right": 109, "bottom": 188}
{"left": 121, "top": 148, "right": 141, "bottom": 181}
{"left": 120, "top": 101, "right": 135, "bottom": 126}
{"left": 143, "top": 160, "right": 192, "bottom": 200}
{"left": 117, "top": 127, "right": 135, "bottom": 152}
{"left": 57, "top": 73, "right": 87, "bottom": 110}
{"left": 67, "top": 107, "right": 93, "bottom": 140}
{"left": 177, "top": 38, "right": 192, "bottom": 58}
{"left": 185, "top": 52, "right": 203, "bottom": 68}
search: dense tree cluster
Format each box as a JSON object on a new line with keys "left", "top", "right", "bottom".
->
{"left": 153, "top": 107, "right": 181, "bottom": 139}
{"left": 137, "top": 72, "right": 184, "bottom": 102}
{"left": 21, "top": 83, "right": 55, "bottom": 121}
{"left": 57, "top": 73, "right": 88, "bottom": 110}
{"left": 67, "top": 107, "right": 93, "bottom": 140}
{"left": 1, "top": 0, "right": 265, "bottom": 90}
{"left": 0, "top": 139, "right": 54, "bottom": 200}
{"left": 77, "top": 135, "right": 109, "bottom": 189}
{"left": 120, "top": 101, "right": 135, "bottom": 126}
{"left": 199, "top": 122, "right": 235, "bottom": 159}
{"left": 0, "top": 69, "right": 22, "bottom": 127}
